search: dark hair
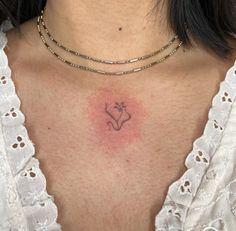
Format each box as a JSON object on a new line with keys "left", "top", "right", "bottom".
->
{"left": 0, "top": 0, "right": 235, "bottom": 57}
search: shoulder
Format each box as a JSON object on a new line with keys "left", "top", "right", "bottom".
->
{"left": 0, "top": 17, "right": 49, "bottom": 102}
{"left": 0, "top": 16, "right": 46, "bottom": 69}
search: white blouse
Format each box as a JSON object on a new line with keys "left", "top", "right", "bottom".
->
{"left": 0, "top": 19, "right": 236, "bottom": 231}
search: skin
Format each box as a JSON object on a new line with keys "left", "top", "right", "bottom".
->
{"left": 43, "top": 0, "right": 170, "bottom": 64}
{"left": 3, "top": 0, "right": 236, "bottom": 230}
{"left": 85, "top": 86, "right": 147, "bottom": 153}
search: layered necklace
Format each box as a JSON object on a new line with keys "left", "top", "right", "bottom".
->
{"left": 37, "top": 10, "right": 183, "bottom": 76}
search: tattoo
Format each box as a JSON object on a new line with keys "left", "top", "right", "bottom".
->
{"left": 105, "top": 102, "right": 131, "bottom": 131}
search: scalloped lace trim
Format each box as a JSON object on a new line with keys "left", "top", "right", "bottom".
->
{"left": 0, "top": 20, "right": 61, "bottom": 230}
{"left": 154, "top": 59, "right": 236, "bottom": 229}
{"left": 0, "top": 19, "right": 235, "bottom": 231}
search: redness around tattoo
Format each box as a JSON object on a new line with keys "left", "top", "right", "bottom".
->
{"left": 85, "top": 87, "right": 146, "bottom": 152}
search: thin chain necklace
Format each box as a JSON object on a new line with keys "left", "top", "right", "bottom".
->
{"left": 38, "top": 10, "right": 179, "bottom": 65}
{"left": 37, "top": 10, "right": 183, "bottom": 76}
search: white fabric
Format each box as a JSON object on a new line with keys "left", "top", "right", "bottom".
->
{"left": 0, "top": 19, "right": 236, "bottom": 231}
{"left": 0, "top": 20, "right": 61, "bottom": 231}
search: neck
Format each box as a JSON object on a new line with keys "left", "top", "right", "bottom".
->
{"left": 43, "top": 0, "right": 172, "bottom": 60}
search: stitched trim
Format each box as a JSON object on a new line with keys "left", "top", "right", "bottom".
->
{"left": 0, "top": 20, "right": 61, "bottom": 231}
{"left": 155, "top": 58, "right": 236, "bottom": 230}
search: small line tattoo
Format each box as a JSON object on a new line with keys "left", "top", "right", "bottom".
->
{"left": 105, "top": 102, "right": 131, "bottom": 131}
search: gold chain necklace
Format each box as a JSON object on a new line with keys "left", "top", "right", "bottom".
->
{"left": 38, "top": 10, "right": 179, "bottom": 65}
{"left": 37, "top": 10, "right": 183, "bottom": 76}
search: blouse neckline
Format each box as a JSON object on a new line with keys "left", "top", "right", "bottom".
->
{"left": 0, "top": 19, "right": 236, "bottom": 230}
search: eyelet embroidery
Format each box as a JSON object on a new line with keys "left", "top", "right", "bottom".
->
{"left": 213, "top": 120, "right": 223, "bottom": 131}
{"left": 167, "top": 208, "right": 181, "bottom": 219}
{"left": 159, "top": 66, "right": 236, "bottom": 229}
{"left": 5, "top": 107, "right": 18, "bottom": 118}
{"left": 221, "top": 92, "right": 232, "bottom": 103}
{"left": 11, "top": 136, "right": 25, "bottom": 149}
{"left": 21, "top": 167, "right": 36, "bottom": 178}
{"left": 0, "top": 75, "right": 7, "bottom": 85}
{"left": 179, "top": 179, "right": 192, "bottom": 195}
{"left": 194, "top": 150, "right": 209, "bottom": 164}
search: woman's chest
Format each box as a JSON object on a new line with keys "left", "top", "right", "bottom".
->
{"left": 17, "top": 76, "right": 218, "bottom": 231}
{"left": 8, "top": 52, "right": 231, "bottom": 229}
{"left": 5, "top": 27, "right": 236, "bottom": 230}
{"left": 28, "top": 114, "right": 189, "bottom": 231}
